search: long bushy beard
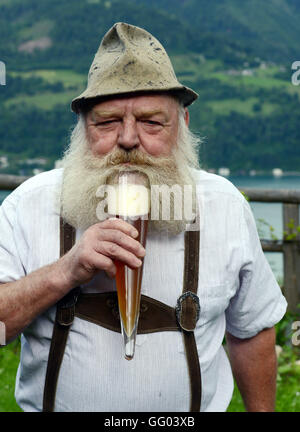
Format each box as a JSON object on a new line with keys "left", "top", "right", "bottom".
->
{"left": 60, "top": 113, "right": 200, "bottom": 235}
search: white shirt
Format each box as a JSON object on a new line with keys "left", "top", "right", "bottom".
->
{"left": 0, "top": 168, "right": 287, "bottom": 412}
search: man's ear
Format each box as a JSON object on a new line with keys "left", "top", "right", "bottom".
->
{"left": 184, "top": 108, "right": 190, "bottom": 127}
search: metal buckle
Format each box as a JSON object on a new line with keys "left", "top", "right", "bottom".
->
{"left": 175, "top": 291, "right": 200, "bottom": 331}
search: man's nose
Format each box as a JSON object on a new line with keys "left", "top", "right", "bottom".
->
{"left": 117, "top": 118, "right": 140, "bottom": 150}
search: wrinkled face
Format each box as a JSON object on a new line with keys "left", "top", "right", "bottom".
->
{"left": 61, "top": 93, "right": 199, "bottom": 233}
{"left": 85, "top": 93, "right": 189, "bottom": 157}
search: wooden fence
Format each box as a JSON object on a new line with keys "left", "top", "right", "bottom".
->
{"left": 0, "top": 174, "right": 30, "bottom": 190}
{"left": 241, "top": 188, "right": 300, "bottom": 314}
{"left": 0, "top": 175, "right": 300, "bottom": 313}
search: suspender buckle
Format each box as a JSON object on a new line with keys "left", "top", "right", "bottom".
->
{"left": 175, "top": 291, "right": 200, "bottom": 332}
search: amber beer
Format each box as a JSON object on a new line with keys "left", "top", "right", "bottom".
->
{"left": 115, "top": 217, "right": 148, "bottom": 348}
{"left": 107, "top": 171, "right": 150, "bottom": 360}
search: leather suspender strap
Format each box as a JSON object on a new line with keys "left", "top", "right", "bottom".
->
{"left": 177, "top": 230, "right": 201, "bottom": 331}
{"left": 42, "top": 307, "right": 72, "bottom": 412}
{"left": 43, "top": 220, "right": 201, "bottom": 412}
{"left": 183, "top": 331, "right": 201, "bottom": 411}
{"left": 42, "top": 219, "right": 79, "bottom": 412}
{"left": 181, "top": 230, "right": 201, "bottom": 412}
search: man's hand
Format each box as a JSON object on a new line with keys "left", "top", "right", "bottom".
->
{"left": 226, "top": 327, "right": 277, "bottom": 412}
{"left": 57, "top": 218, "right": 146, "bottom": 288}
{"left": 0, "top": 218, "right": 145, "bottom": 342}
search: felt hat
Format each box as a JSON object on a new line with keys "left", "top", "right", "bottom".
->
{"left": 71, "top": 22, "right": 198, "bottom": 113}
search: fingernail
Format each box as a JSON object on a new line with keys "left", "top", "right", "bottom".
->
{"left": 139, "top": 247, "right": 146, "bottom": 257}
{"left": 131, "top": 229, "right": 139, "bottom": 238}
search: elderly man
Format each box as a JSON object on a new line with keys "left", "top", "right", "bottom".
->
{"left": 0, "top": 23, "right": 287, "bottom": 412}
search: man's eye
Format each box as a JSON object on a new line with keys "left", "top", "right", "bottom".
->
{"left": 142, "top": 120, "right": 161, "bottom": 126}
{"left": 96, "top": 120, "right": 118, "bottom": 126}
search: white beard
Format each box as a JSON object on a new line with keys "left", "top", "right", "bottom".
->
{"left": 60, "top": 114, "right": 200, "bottom": 235}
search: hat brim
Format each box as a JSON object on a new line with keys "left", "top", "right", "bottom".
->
{"left": 71, "top": 86, "right": 198, "bottom": 114}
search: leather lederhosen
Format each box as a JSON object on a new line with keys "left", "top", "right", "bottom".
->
{"left": 43, "top": 218, "right": 201, "bottom": 412}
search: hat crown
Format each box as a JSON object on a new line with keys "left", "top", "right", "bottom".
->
{"left": 71, "top": 22, "right": 198, "bottom": 112}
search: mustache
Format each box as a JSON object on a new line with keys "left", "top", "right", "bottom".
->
{"left": 102, "top": 148, "right": 176, "bottom": 169}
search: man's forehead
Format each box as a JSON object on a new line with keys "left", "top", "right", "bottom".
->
{"left": 89, "top": 93, "right": 178, "bottom": 117}
{"left": 92, "top": 107, "right": 167, "bottom": 119}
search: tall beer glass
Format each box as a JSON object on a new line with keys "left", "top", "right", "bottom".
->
{"left": 107, "top": 171, "right": 150, "bottom": 360}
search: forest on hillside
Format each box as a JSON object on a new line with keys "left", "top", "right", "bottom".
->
{"left": 0, "top": 0, "right": 300, "bottom": 175}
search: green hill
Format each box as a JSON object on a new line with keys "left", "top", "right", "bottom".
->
{"left": 0, "top": 0, "right": 300, "bottom": 175}
{"left": 0, "top": 0, "right": 256, "bottom": 71}
{"left": 134, "top": 0, "right": 300, "bottom": 63}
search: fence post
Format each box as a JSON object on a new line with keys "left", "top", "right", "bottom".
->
{"left": 282, "top": 203, "right": 300, "bottom": 314}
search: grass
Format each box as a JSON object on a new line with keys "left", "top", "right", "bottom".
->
{"left": 5, "top": 60, "right": 300, "bottom": 116}
{"left": 172, "top": 55, "right": 223, "bottom": 82}
{"left": 208, "top": 63, "right": 299, "bottom": 98}
{"left": 5, "top": 69, "right": 86, "bottom": 110}
{"left": 207, "top": 97, "right": 276, "bottom": 116}
{"left": 210, "top": 69, "right": 291, "bottom": 89}
{"left": 228, "top": 365, "right": 300, "bottom": 412}
{"left": 0, "top": 339, "right": 22, "bottom": 412}
{"left": 228, "top": 307, "right": 300, "bottom": 412}
{"left": 9, "top": 69, "right": 86, "bottom": 88}
{"left": 1, "top": 328, "right": 299, "bottom": 412}
{"left": 4, "top": 90, "right": 80, "bottom": 110}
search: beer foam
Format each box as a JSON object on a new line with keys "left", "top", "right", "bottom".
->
{"left": 107, "top": 184, "right": 150, "bottom": 217}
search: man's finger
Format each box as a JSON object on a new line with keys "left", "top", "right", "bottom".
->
{"left": 96, "top": 229, "right": 145, "bottom": 258}
{"left": 96, "top": 218, "right": 139, "bottom": 238}
{"left": 96, "top": 241, "right": 143, "bottom": 269}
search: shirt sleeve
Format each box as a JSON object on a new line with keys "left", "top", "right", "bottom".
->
{"left": 0, "top": 193, "right": 26, "bottom": 282}
{"left": 225, "top": 199, "right": 287, "bottom": 339}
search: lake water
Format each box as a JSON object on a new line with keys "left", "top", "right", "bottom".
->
{"left": 229, "top": 175, "right": 300, "bottom": 281}
{"left": 1, "top": 174, "right": 300, "bottom": 280}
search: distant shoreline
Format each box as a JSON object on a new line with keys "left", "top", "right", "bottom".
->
{"left": 1, "top": 169, "right": 300, "bottom": 178}
{"left": 206, "top": 169, "right": 300, "bottom": 178}
{"left": 231, "top": 172, "right": 300, "bottom": 177}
